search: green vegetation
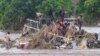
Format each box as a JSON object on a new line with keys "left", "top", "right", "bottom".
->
{"left": 0, "top": 0, "right": 42, "bottom": 29}
{"left": 76, "top": 0, "right": 100, "bottom": 23}
{"left": 0, "top": 0, "right": 100, "bottom": 30}
{"left": 37, "top": 0, "right": 73, "bottom": 15}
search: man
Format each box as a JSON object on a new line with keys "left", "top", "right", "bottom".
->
{"left": 57, "top": 19, "right": 66, "bottom": 36}
{"left": 5, "top": 32, "right": 12, "bottom": 49}
{"left": 75, "top": 19, "right": 82, "bottom": 30}
{"left": 58, "top": 19, "right": 66, "bottom": 29}
{"left": 59, "top": 10, "right": 65, "bottom": 20}
{"left": 48, "top": 9, "right": 54, "bottom": 21}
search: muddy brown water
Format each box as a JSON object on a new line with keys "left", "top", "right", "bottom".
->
{"left": 0, "top": 27, "right": 100, "bottom": 53}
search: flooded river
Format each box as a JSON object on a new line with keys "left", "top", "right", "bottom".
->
{"left": 82, "top": 27, "right": 100, "bottom": 40}
{"left": 82, "top": 27, "right": 100, "bottom": 33}
{"left": 0, "top": 27, "right": 100, "bottom": 53}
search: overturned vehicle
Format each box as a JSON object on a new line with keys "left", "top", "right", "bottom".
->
{"left": 1, "top": 18, "right": 99, "bottom": 49}
{"left": 14, "top": 18, "right": 99, "bottom": 49}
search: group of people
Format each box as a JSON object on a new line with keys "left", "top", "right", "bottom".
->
{"left": 48, "top": 9, "right": 82, "bottom": 30}
{"left": 48, "top": 9, "right": 65, "bottom": 21}
{"left": 57, "top": 19, "right": 82, "bottom": 35}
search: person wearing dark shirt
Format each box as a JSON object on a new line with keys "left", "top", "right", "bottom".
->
{"left": 48, "top": 9, "right": 54, "bottom": 21}
{"left": 59, "top": 10, "right": 65, "bottom": 20}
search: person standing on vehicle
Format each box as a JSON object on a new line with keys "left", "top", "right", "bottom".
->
{"left": 59, "top": 10, "right": 65, "bottom": 20}
{"left": 57, "top": 19, "right": 66, "bottom": 36}
{"left": 75, "top": 19, "right": 82, "bottom": 30}
{"left": 48, "top": 9, "right": 54, "bottom": 21}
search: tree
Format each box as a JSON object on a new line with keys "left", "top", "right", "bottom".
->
{"left": 84, "top": 0, "right": 100, "bottom": 23}
{"left": 75, "top": 0, "right": 86, "bottom": 14}
{"left": 37, "top": 0, "right": 73, "bottom": 16}
{"left": 0, "top": 0, "right": 42, "bottom": 29}
{"left": 75, "top": 0, "right": 100, "bottom": 23}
